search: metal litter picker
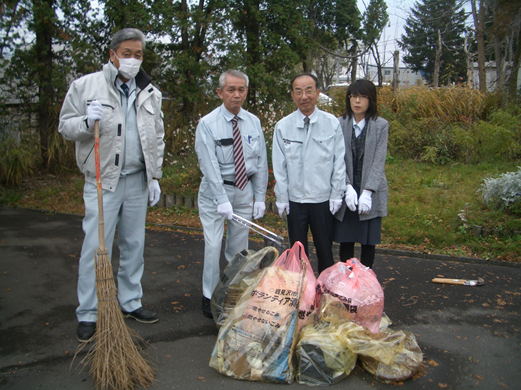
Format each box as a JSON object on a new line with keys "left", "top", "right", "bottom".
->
{"left": 232, "top": 213, "right": 287, "bottom": 251}
{"left": 78, "top": 120, "right": 155, "bottom": 389}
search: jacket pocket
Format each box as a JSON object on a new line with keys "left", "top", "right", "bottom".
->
{"left": 243, "top": 134, "right": 260, "bottom": 158}
{"left": 283, "top": 138, "right": 303, "bottom": 163}
{"left": 215, "top": 138, "right": 234, "bottom": 164}
{"left": 311, "top": 134, "right": 334, "bottom": 163}
{"left": 89, "top": 100, "right": 115, "bottom": 136}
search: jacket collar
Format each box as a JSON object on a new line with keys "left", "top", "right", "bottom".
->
{"left": 220, "top": 104, "right": 245, "bottom": 122}
{"left": 103, "top": 61, "right": 152, "bottom": 92}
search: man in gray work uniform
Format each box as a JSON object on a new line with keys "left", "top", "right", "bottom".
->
{"left": 195, "top": 70, "right": 268, "bottom": 318}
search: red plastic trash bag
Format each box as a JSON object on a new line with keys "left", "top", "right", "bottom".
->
{"left": 209, "top": 243, "right": 309, "bottom": 383}
{"left": 316, "top": 258, "right": 384, "bottom": 334}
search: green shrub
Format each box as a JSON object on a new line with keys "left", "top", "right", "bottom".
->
{"left": 0, "top": 139, "right": 37, "bottom": 185}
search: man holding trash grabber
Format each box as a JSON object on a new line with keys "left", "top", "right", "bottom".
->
{"left": 195, "top": 70, "right": 268, "bottom": 319}
{"left": 272, "top": 73, "right": 346, "bottom": 274}
{"left": 58, "top": 28, "right": 165, "bottom": 342}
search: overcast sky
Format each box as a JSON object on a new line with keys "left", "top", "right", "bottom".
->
{"left": 357, "top": 0, "right": 474, "bottom": 67}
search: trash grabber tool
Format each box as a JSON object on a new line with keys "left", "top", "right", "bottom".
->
{"left": 232, "top": 213, "right": 286, "bottom": 250}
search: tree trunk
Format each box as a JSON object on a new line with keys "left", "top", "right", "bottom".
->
{"left": 371, "top": 46, "right": 383, "bottom": 87}
{"left": 471, "top": 0, "right": 487, "bottom": 92}
{"left": 508, "top": 25, "right": 521, "bottom": 100}
{"left": 244, "top": 0, "right": 261, "bottom": 105}
{"left": 33, "top": 0, "right": 56, "bottom": 169}
{"left": 494, "top": 36, "right": 506, "bottom": 96}
{"left": 464, "top": 34, "right": 474, "bottom": 88}
{"left": 350, "top": 43, "right": 358, "bottom": 82}
{"left": 392, "top": 50, "right": 399, "bottom": 89}
{"left": 433, "top": 30, "right": 443, "bottom": 88}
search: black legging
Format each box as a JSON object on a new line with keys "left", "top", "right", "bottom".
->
{"left": 339, "top": 242, "right": 376, "bottom": 268}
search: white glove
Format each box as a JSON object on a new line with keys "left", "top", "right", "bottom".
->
{"left": 87, "top": 100, "right": 103, "bottom": 128}
{"left": 358, "top": 190, "right": 372, "bottom": 215}
{"left": 276, "top": 202, "right": 290, "bottom": 218}
{"left": 217, "top": 201, "right": 233, "bottom": 220}
{"left": 253, "top": 201, "right": 266, "bottom": 220}
{"left": 345, "top": 184, "right": 358, "bottom": 212}
{"left": 149, "top": 179, "right": 161, "bottom": 207}
{"left": 329, "top": 199, "right": 342, "bottom": 215}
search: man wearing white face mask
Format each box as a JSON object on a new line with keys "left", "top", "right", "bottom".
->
{"left": 59, "top": 28, "right": 165, "bottom": 342}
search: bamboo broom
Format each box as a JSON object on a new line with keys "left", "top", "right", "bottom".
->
{"left": 76, "top": 120, "right": 155, "bottom": 390}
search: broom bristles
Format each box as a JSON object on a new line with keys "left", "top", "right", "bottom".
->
{"left": 75, "top": 249, "right": 156, "bottom": 390}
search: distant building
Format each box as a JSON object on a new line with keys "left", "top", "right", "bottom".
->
{"left": 326, "top": 64, "right": 426, "bottom": 89}
{"left": 365, "top": 64, "right": 426, "bottom": 88}
{"left": 469, "top": 61, "right": 521, "bottom": 91}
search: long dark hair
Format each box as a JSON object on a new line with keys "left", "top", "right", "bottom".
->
{"left": 342, "top": 79, "right": 378, "bottom": 120}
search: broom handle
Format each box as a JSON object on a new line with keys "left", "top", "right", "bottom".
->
{"left": 94, "top": 120, "right": 106, "bottom": 251}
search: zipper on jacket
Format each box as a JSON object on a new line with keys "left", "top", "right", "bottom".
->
{"left": 283, "top": 139, "right": 303, "bottom": 145}
{"left": 83, "top": 145, "right": 94, "bottom": 165}
{"left": 86, "top": 100, "right": 115, "bottom": 110}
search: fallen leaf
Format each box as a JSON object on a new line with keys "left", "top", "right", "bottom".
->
{"left": 427, "top": 359, "right": 439, "bottom": 367}
{"left": 185, "top": 294, "right": 190, "bottom": 297}
{"left": 439, "top": 383, "right": 448, "bottom": 388}
{"left": 197, "top": 376, "right": 205, "bottom": 381}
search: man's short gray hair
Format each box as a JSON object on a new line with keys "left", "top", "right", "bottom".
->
{"left": 219, "top": 70, "right": 249, "bottom": 89}
{"left": 110, "top": 28, "right": 146, "bottom": 52}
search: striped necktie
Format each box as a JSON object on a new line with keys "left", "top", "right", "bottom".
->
{"left": 232, "top": 116, "right": 247, "bottom": 190}
{"left": 304, "top": 116, "right": 310, "bottom": 132}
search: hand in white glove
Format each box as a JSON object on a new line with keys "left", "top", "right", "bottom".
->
{"left": 345, "top": 184, "right": 358, "bottom": 212}
{"left": 253, "top": 201, "right": 266, "bottom": 220}
{"left": 149, "top": 179, "right": 161, "bottom": 207}
{"left": 217, "top": 201, "right": 233, "bottom": 220}
{"left": 87, "top": 100, "right": 103, "bottom": 128}
{"left": 276, "top": 202, "right": 290, "bottom": 218}
{"left": 329, "top": 199, "right": 342, "bottom": 215}
{"left": 358, "top": 190, "right": 372, "bottom": 215}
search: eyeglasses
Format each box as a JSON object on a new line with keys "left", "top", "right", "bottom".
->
{"left": 348, "top": 95, "right": 369, "bottom": 100}
{"left": 294, "top": 88, "right": 317, "bottom": 97}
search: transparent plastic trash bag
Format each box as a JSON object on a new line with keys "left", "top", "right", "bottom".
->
{"left": 211, "top": 247, "right": 279, "bottom": 327}
{"left": 296, "top": 321, "right": 357, "bottom": 386}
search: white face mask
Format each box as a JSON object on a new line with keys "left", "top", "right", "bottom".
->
{"left": 114, "top": 54, "right": 142, "bottom": 79}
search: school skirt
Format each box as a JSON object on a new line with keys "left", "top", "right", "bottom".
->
{"left": 333, "top": 208, "right": 382, "bottom": 245}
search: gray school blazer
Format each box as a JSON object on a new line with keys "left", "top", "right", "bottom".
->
{"left": 334, "top": 115, "right": 389, "bottom": 222}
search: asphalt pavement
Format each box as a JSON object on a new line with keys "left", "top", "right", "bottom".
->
{"left": 0, "top": 207, "right": 520, "bottom": 390}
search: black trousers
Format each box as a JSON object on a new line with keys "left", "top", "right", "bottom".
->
{"left": 287, "top": 200, "right": 334, "bottom": 273}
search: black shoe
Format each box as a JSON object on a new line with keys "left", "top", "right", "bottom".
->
{"left": 77, "top": 321, "right": 96, "bottom": 343}
{"left": 202, "top": 296, "right": 213, "bottom": 319}
{"left": 122, "top": 307, "right": 159, "bottom": 324}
